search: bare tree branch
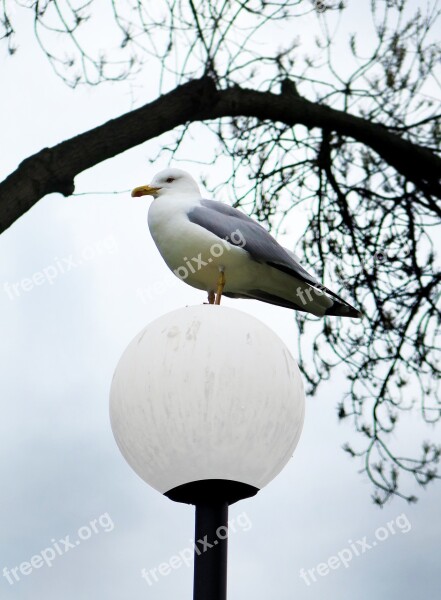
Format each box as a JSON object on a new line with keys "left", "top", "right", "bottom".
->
{"left": 1, "top": 76, "right": 440, "bottom": 234}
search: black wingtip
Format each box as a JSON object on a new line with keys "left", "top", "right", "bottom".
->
{"left": 325, "top": 304, "right": 363, "bottom": 318}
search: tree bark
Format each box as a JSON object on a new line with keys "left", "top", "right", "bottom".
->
{"left": 1, "top": 76, "right": 439, "bottom": 234}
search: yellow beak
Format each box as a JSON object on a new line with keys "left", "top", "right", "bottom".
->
{"left": 131, "top": 185, "right": 161, "bottom": 197}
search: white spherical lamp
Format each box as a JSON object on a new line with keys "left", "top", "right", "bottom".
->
{"left": 110, "top": 305, "right": 305, "bottom": 505}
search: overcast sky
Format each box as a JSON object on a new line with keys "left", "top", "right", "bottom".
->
{"left": 1, "top": 3, "right": 440, "bottom": 599}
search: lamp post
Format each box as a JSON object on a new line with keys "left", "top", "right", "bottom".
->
{"left": 110, "top": 305, "right": 305, "bottom": 600}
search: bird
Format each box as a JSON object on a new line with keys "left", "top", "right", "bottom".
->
{"left": 131, "top": 168, "right": 362, "bottom": 318}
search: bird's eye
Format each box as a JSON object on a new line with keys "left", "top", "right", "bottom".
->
{"left": 166, "top": 177, "right": 175, "bottom": 183}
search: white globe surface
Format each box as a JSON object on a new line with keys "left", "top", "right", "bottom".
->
{"left": 109, "top": 305, "right": 305, "bottom": 494}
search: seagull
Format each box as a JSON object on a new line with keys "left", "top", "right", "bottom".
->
{"left": 131, "top": 168, "right": 361, "bottom": 318}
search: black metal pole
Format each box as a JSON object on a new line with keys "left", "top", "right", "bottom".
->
{"left": 193, "top": 501, "right": 228, "bottom": 600}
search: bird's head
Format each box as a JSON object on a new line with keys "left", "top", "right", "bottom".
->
{"left": 131, "top": 168, "right": 200, "bottom": 199}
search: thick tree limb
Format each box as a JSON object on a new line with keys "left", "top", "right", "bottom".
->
{"left": 1, "top": 76, "right": 440, "bottom": 234}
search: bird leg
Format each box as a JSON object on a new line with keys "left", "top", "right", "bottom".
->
{"left": 215, "top": 270, "right": 226, "bottom": 305}
{"left": 207, "top": 291, "right": 215, "bottom": 304}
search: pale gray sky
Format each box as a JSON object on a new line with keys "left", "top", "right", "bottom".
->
{"left": 1, "top": 2, "right": 440, "bottom": 599}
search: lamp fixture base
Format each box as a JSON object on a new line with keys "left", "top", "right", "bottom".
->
{"left": 165, "top": 478, "right": 259, "bottom": 506}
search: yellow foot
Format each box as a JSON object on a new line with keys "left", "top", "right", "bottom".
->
{"left": 215, "top": 271, "right": 226, "bottom": 305}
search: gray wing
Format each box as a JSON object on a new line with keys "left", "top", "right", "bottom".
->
{"left": 188, "top": 199, "right": 362, "bottom": 318}
{"left": 188, "top": 199, "right": 318, "bottom": 286}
